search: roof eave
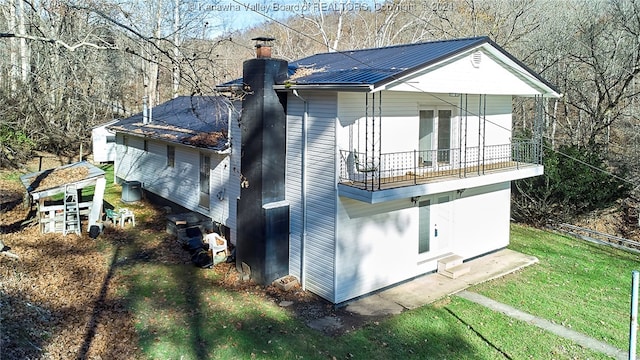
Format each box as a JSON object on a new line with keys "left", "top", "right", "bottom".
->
{"left": 274, "top": 83, "right": 374, "bottom": 92}
{"left": 370, "top": 38, "right": 562, "bottom": 98}
{"left": 110, "top": 127, "right": 230, "bottom": 154}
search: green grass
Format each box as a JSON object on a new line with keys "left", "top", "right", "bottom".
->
{"left": 443, "top": 297, "right": 612, "bottom": 359}
{"left": 117, "top": 259, "right": 613, "bottom": 359}
{"left": 0, "top": 170, "right": 21, "bottom": 182}
{"left": 105, "top": 221, "right": 633, "bottom": 359}
{"left": 122, "top": 262, "right": 512, "bottom": 359}
{"left": 472, "top": 224, "right": 638, "bottom": 351}
{"left": 72, "top": 168, "right": 640, "bottom": 358}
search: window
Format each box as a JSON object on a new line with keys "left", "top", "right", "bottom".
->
{"left": 418, "top": 199, "right": 431, "bottom": 253}
{"left": 419, "top": 108, "right": 452, "bottom": 165}
{"left": 167, "top": 145, "right": 175, "bottom": 167}
{"left": 199, "top": 153, "right": 210, "bottom": 208}
{"left": 419, "top": 110, "right": 434, "bottom": 166}
{"left": 437, "top": 110, "right": 452, "bottom": 162}
{"left": 106, "top": 135, "right": 115, "bottom": 143}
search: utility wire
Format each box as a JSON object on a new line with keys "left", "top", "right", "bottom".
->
{"left": 541, "top": 142, "right": 638, "bottom": 187}
{"left": 228, "top": 0, "right": 640, "bottom": 189}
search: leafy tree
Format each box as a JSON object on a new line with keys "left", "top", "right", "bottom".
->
{"left": 512, "top": 143, "right": 630, "bottom": 225}
{"left": 0, "top": 124, "right": 33, "bottom": 168}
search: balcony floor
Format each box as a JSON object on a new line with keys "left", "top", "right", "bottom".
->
{"left": 340, "top": 161, "right": 537, "bottom": 191}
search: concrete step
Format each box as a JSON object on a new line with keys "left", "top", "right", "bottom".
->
{"left": 439, "top": 263, "right": 471, "bottom": 279}
{"left": 437, "top": 254, "right": 464, "bottom": 272}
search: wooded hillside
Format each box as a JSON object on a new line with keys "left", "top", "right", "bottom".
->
{"left": 2, "top": 0, "right": 639, "bottom": 222}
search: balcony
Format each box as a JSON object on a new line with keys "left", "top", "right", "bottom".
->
{"left": 338, "top": 141, "right": 543, "bottom": 203}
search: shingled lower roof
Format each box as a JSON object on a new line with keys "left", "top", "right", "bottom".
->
{"left": 109, "top": 96, "right": 237, "bottom": 151}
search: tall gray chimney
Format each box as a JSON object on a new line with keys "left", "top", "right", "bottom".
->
{"left": 236, "top": 37, "right": 290, "bottom": 285}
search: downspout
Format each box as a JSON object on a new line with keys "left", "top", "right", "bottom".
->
{"left": 292, "top": 90, "right": 308, "bottom": 290}
{"left": 143, "top": 96, "right": 149, "bottom": 124}
{"left": 464, "top": 94, "right": 469, "bottom": 177}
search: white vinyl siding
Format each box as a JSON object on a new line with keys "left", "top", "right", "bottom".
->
{"left": 114, "top": 135, "right": 235, "bottom": 232}
{"left": 286, "top": 98, "right": 304, "bottom": 280}
{"left": 336, "top": 197, "right": 418, "bottom": 303}
{"left": 116, "top": 136, "right": 200, "bottom": 210}
{"left": 91, "top": 122, "right": 117, "bottom": 163}
{"left": 286, "top": 91, "right": 337, "bottom": 302}
{"left": 451, "top": 182, "right": 511, "bottom": 257}
{"left": 335, "top": 182, "right": 510, "bottom": 303}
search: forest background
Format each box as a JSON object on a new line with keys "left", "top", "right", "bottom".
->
{"left": 1, "top": 0, "right": 639, "bottom": 226}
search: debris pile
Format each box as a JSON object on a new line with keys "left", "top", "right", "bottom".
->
{"left": 27, "top": 166, "right": 89, "bottom": 192}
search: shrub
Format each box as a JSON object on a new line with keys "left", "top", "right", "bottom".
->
{"left": 512, "top": 143, "right": 630, "bottom": 225}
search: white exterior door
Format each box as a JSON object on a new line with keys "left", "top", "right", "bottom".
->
{"left": 419, "top": 108, "right": 453, "bottom": 168}
{"left": 418, "top": 194, "right": 452, "bottom": 258}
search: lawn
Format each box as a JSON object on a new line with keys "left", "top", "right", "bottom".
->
{"left": 1, "top": 163, "right": 636, "bottom": 359}
{"left": 94, "top": 161, "right": 629, "bottom": 359}
{"left": 471, "top": 225, "right": 639, "bottom": 351}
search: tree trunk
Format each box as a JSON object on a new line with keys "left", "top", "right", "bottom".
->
{"left": 18, "top": 0, "right": 29, "bottom": 84}
{"left": 172, "top": 0, "right": 180, "bottom": 98}
{"left": 8, "top": 0, "right": 18, "bottom": 92}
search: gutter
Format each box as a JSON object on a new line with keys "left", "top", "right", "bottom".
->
{"left": 109, "top": 128, "right": 231, "bottom": 155}
{"left": 274, "top": 84, "right": 373, "bottom": 92}
{"left": 292, "top": 89, "right": 308, "bottom": 290}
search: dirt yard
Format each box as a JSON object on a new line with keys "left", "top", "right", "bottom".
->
{"left": 0, "top": 157, "right": 361, "bottom": 359}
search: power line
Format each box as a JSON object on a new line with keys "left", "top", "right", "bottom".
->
{"left": 228, "top": 1, "right": 640, "bottom": 189}
{"left": 541, "top": 142, "right": 637, "bottom": 187}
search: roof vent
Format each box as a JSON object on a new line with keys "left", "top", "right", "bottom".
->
{"left": 471, "top": 51, "right": 482, "bottom": 68}
{"left": 252, "top": 36, "right": 275, "bottom": 59}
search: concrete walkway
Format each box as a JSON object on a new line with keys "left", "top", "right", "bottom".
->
{"left": 342, "top": 249, "right": 633, "bottom": 359}
{"left": 458, "top": 291, "right": 630, "bottom": 360}
{"left": 346, "top": 248, "right": 539, "bottom": 315}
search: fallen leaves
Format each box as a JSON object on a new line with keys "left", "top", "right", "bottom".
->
{"left": 0, "top": 189, "right": 140, "bottom": 359}
{"left": 183, "top": 131, "right": 227, "bottom": 148}
{"left": 26, "top": 165, "right": 90, "bottom": 192}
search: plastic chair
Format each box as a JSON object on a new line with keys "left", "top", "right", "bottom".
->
{"left": 353, "top": 149, "right": 377, "bottom": 173}
{"left": 119, "top": 208, "right": 135, "bottom": 227}
{"left": 205, "top": 233, "right": 227, "bottom": 255}
{"left": 105, "top": 208, "right": 121, "bottom": 226}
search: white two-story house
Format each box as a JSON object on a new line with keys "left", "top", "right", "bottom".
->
{"left": 112, "top": 36, "right": 560, "bottom": 304}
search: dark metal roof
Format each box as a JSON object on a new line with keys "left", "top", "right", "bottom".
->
{"left": 109, "top": 96, "right": 237, "bottom": 151}
{"left": 217, "top": 36, "right": 560, "bottom": 95}
{"left": 288, "top": 37, "right": 487, "bottom": 86}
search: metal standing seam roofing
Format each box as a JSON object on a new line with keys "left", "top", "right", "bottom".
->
{"left": 108, "top": 96, "right": 237, "bottom": 151}
{"left": 217, "top": 37, "right": 488, "bottom": 89}
{"left": 287, "top": 36, "right": 488, "bottom": 86}
{"left": 219, "top": 36, "right": 560, "bottom": 95}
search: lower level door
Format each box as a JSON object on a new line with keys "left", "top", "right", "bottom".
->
{"left": 418, "top": 194, "right": 452, "bottom": 257}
